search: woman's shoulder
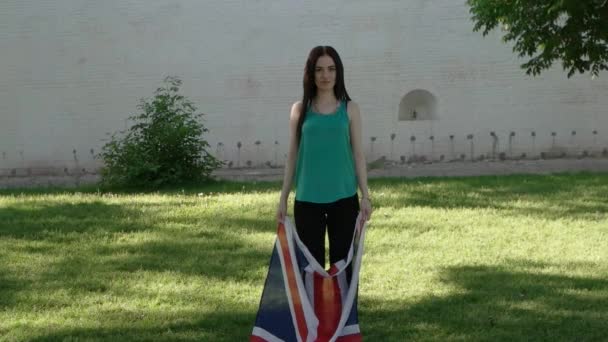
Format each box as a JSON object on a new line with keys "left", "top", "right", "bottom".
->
{"left": 290, "top": 101, "right": 303, "bottom": 120}
{"left": 345, "top": 100, "right": 360, "bottom": 119}
{"left": 292, "top": 100, "right": 303, "bottom": 111}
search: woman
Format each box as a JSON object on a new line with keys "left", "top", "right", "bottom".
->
{"left": 276, "top": 45, "right": 372, "bottom": 268}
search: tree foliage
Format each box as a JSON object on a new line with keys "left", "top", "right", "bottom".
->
{"left": 468, "top": 0, "right": 608, "bottom": 77}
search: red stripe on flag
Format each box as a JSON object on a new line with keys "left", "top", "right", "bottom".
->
{"left": 277, "top": 222, "right": 309, "bottom": 341}
{"left": 336, "top": 333, "right": 363, "bottom": 342}
{"left": 328, "top": 264, "right": 339, "bottom": 276}
{"left": 314, "top": 273, "right": 342, "bottom": 340}
{"left": 249, "top": 335, "right": 268, "bottom": 342}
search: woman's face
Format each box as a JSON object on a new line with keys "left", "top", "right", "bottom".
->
{"left": 314, "top": 55, "right": 336, "bottom": 92}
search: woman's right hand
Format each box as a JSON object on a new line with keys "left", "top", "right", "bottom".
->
{"left": 276, "top": 200, "right": 287, "bottom": 223}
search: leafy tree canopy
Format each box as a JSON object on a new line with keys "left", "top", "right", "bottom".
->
{"left": 468, "top": 0, "right": 608, "bottom": 77}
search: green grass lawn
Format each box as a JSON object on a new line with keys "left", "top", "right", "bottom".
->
{"left": 1, "top": 173, "right": 607, "bottom": 341}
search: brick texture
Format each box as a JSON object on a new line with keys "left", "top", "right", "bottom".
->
{"left": 0, "top": 0, "right": 606, "bottom": 175}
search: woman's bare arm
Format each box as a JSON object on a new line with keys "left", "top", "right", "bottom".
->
{"left": 348, "top": 101, "right": 372, "bottom": 220}
{"left": 277, "top": 101, "right": 302, "bottom": 220}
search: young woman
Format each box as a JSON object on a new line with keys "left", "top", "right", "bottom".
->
{"left": 276, "top": 45, "right": 372, "bottom": 267}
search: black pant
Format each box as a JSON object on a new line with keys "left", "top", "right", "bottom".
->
{"left": 294, "top": 194, "right": 360, "bottom": 267}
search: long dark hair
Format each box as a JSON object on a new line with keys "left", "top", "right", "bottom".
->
{"left": 296, "top": 46, "right": 351, "bottom": 144}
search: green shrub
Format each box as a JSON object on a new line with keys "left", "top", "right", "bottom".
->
{"left": 99, "top": 76, "right": 222, "bottom": 187}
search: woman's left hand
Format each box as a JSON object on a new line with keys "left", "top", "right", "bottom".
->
{"left": 360, "top": 197, "right": 372, "bottom": 221}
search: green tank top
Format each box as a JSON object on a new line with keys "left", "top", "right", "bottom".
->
{"left": 294, "top": 100, "right": 358, "bottom": 203}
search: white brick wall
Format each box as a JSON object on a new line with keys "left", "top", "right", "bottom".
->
{"left": 1, "top": 0, "right": 607, "bottom": 175}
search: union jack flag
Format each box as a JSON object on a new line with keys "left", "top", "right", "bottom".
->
{"left": 251, "top": 214, "right": 367, "bottom": 342}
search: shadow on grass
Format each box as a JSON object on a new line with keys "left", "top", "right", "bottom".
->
{"left": 3, "top": 173, "right": 607, "bottom": 340}
{"left": 0, "top": 202, "right": 275, "bottom": 315}
{"left": 3, "top": 173, "right": 607, "bottom": 221}
{"left": 361, "top": 259, "right": 608, "bottom": 341}
{"left": 1, "top": 216, "right": 270, "bottom": 339}
{"left": 0, "top": 201, "right": 151, "bottom": 238}
{"left": 374, "top": 173, "right": 608, "bottom": 220}
{"left": 0, "top": 179, "right": 281, "bottom": 196}
{"left": 15, "top": 258, "right": 608, "bottom": 341}
{"left": 0, "top": 262, "right": 24, "bottom": 311}
{"left": 21, "top": 309, "right": 255, "bottom": 342}
{"left": 102, "top": 215, "right": 272, "bottom": 280}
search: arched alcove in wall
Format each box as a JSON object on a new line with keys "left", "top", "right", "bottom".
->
{"left": 399, "top": 89, "right": 438, "bottom": 121}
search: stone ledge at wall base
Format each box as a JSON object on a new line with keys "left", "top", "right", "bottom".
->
{"left": 2, "top": 158, "right": 608, "bottom": 188}
{"left": 213, "top": 158, "right": 608, "bottom": 182}
{"left": 366, "top": 158, "right": 608, "bottom": 179}
{"left": 0, "top": 167, "right": 102, "bottom": 189}
{"left": 0, "top": 174, "right": 101, "bottom": 189}
{"left": 0, "top": 167, "right": 98, "bottom": 178}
